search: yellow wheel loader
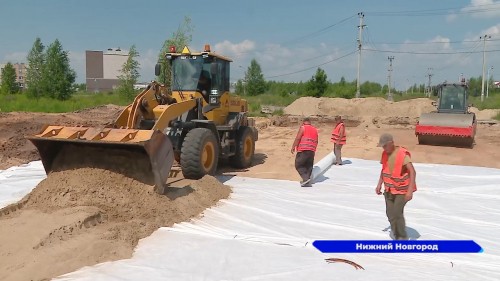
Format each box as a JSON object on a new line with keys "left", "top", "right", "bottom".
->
{"left": 28, "top": 45, "right": 258, "bottom": 193}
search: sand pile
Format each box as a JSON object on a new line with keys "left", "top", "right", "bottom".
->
{"left": 0, "top": 168, "right": 231, "bottom": 281}
{"left": 284, "top": 97, "right": 436, "bottom": 118}
{"left": 284, "top": 97, "right": 500, "bottom": 124}
{"left": 0, "top": 105, "right": 123, "bottom": 170}
{"left": 470, "top": 108, "right": 500, "bottom": 120}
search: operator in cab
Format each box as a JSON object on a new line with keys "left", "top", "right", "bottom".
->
{"left": 197, "top": 70, "right": 212, "bottom": 100}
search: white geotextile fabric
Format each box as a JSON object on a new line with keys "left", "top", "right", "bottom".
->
{"left": 1, "top": 158, "right": 500, "bottom": 281}
{"left": 0, "top": 161, "right": 45, "bottom": 207}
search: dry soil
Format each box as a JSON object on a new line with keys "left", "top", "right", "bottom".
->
{"left": 0, "top": 99, "right": 499, "bottom": 280}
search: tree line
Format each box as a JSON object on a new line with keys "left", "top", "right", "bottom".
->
{"left": 1, "top": 38, "right": 77, "bottom": 99}
{"left": 2, "top": 15, "right": 496, "bottom": 102}
{"left": 233, "top": 59, "right": 499, "bottom": 98}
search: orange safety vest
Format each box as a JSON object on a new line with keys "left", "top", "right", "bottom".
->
{"left": 331, "top": 122, "right": 346, "bottom": 145}
{"left": 381, "top": 147, "right": 417, "bottom": 195}
{"left": 297, "top": 124, "right": 318, "bottom": 152}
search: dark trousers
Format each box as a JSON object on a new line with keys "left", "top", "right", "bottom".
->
{"left": 295, "top": 151, "right": 315, "bottom": 182}
{"left": 384, "top": 192, "right": 408, "bottom": 239}
{"left": 334, "top": 144, "right": 343, "bottom": 164}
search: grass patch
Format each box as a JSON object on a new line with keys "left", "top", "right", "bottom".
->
{"left": 0, "top": 92, "right": 131, "bottom": 113}
{"left": 469, "top": 93, "right": 500, "bottom": 110}
{"left": 243, "top": 93, "right": 298, "bottom": 107}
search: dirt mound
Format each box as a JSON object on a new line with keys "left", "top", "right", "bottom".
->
{"left": 470, "top": 108, "right": 500, "bottom": 120}
{"left": 0, "top": 169, "right": 231, "bottom": 281}
{"left": 284, "top": 97, "right": 436, "bottom": 119}
{"left": 0, "top": 107, "right": 123, "bottom": 170}
{"left": 284, "top": 97, "right": 500, "bottom": 124}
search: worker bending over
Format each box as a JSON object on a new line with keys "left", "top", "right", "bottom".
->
{"left": 291, "top": 117, "right": 318, "bottom": 187}
{"left": 375, "top": 133, "right": 417, "bottom": 240}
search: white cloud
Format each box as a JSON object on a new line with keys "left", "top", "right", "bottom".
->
{"left": 3, "top": 52, "right": 27, "bottom": 63}
{"left": 465, "top": 23, "right": 500, "bottom": 41}
{"left": 479, "top": 23, "right": 500, "bottom": 37}
{"left": 68, "top": 51, "right": 86, "bottom": 83}
{"left": 137, "top": 49, "right": 158, "bottom": 82}
{"left": 446, "top": 13, "right": 458, "bottom": 23}
{"left": 461, "top": 0, "right": 500, "bottom": 18}
{"left": 214, "top": 40, "right": 256, "bottom": 58}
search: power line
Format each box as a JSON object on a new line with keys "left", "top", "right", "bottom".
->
{"left": 356, "top": 12, "right": 366, "bottom": 98}
{"left": 264, "top": 42, "right": 355, "bottom": 72}
{"left": 433, "top": 41, "right": 483, "bottom": 74}
{"left": 363, "top": 48, "right": 500, "bottom": 55}
{"left": 367, "top": 3, "right": 500, "bottom": 17}
{"left": 426, "top": 68, "right": 434, "bottom": 97}
{"left": 232, "top": 15, "right": 357, "bottom": 56}
{"left": 480, "top": 34, "right": 491, "bottom": 102}
{"left": 265, "top": 50, "right": 357, "bottom": 79}
{"left": 387, "top": 56, "right": 395, "bottom": 101}
{"left": 281, "top": 14, "right": 357, "bottom": 45}
{"left": 368, "top": 38, "right": 500, "bottom": 45}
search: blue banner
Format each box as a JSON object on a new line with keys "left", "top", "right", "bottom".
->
{"left": 313, "top": 240, "right": 483, "bottom": 253}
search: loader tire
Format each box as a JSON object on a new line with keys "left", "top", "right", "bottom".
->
{"left": 181, "top": 128, "right": 219, "bottom": 179}
{"left": 229, "top": 126, "right": 255, "bottom": 169}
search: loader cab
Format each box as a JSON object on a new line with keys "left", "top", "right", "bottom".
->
{"left": 436, "top": 84, "right": 468, "bottom": 114}
{"left": 162, "top": 45, "right": 231, "bottom": 105}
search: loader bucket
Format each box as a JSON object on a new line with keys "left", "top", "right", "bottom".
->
{"left": 27, "top": 126, "right": 175, "bottom": 194}
{"left": 415, "top": 113, "right": 476, "bottom": 148}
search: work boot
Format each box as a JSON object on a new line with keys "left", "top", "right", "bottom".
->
{"left": 301, "top": 179, "right": 312, "bottom": 187}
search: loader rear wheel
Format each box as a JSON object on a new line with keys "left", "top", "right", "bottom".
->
{"left": 181, "top": 128, "right": 219, "bottom": 179}
{"left": 229, "top": 126, "right": 255, "bottom": 169}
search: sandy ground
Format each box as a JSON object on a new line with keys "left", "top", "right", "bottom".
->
{"left": 0, "top": 100, "right": 499, "bottom": 280}
{"left": 224, "top": 122, "right": 500, "bottom": 181}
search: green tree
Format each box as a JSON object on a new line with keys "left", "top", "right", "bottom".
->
{"left": 0, "top": 62, "right": 19, "bottom": 94}
{"left": 42, "top": 39, "right": 76, "bottom": 100}
{"left": 306, "top": 67, "right": 328, "bottom": 97}
{"left": 118, "top": 45, "right": 140, "bottom": 100}
{"left": 157, "top": 16, "right": 194, "bottom": 86}
{"left": 339, "top": 76, "right": 346, "bottom": 86}
{"left": 360, "top": 81, "right": 382, "bottom": 96}
{"left": 235, "top": 79, "right": 245, "bottom": 95}
{"left": 26, "top": 37, "right": 45, "bottom": 98}
{"left": 244, "top": 59, "right": 267, "bottom": 96}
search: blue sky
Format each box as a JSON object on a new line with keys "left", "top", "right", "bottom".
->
{"left": 2, "top": 0, "right": 500, "bottom": 89}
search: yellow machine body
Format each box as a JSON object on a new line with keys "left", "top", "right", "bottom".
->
{"left": 28, "top": 45, "right": 257, "bottom": 193}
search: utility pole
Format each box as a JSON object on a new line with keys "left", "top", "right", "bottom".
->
{"left": 387, "top": 56, "right": 395, "bottom": 101}
{"left": 356, "top": 12, "right": 366, "bottom": 98}
{"left": 487, "top": 66, "right": 493, "bottom": 98}
{"left": 426, "top": 68, "right": 433, "bottom": 97}
{"left": 480, "top": 34, "right": 491, "bottom": 102}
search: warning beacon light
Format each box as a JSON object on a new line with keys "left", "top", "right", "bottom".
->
{"left": 169, "top": 46, "right": 176, "bottom": 53}
{"left": 204, "top": 44, "right": 211, "bottom": 52}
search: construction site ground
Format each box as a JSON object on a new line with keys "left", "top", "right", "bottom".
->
{"left": 0, "top": 97, "right": 499, "bottom": 280}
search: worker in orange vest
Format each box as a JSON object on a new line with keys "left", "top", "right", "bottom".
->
{"left": 375, "top": 133, "right": 417, "bottom": 240}
{"left": 331, "top": 116, "right": 346, "bottom": 165}
{"left": 291, "top": 117, "right": 318, "bottom": 187}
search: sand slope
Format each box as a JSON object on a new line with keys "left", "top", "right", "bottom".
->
{"left": 0, "top": 169, "right": 231, "bottom": 281}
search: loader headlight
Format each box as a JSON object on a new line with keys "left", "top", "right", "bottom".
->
{"left": 209, "top": 90, "right": 220, "bottom": 105}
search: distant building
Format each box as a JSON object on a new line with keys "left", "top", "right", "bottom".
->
{"left": 86, "top": 48, "right": 128, "bottom": 92}
{"left": 0, "top": 62, "right": 27, "bottom": 90}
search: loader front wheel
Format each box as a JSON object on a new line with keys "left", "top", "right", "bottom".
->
{"left": 181, "top": 128, "right": 219, "bottom": 179}
{"left": 229, "top": 126, "right": 255, "bottom": 169}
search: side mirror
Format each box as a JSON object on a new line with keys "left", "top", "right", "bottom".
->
{"left": 155, "top": 63, "right": 161, "bottom": 76}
